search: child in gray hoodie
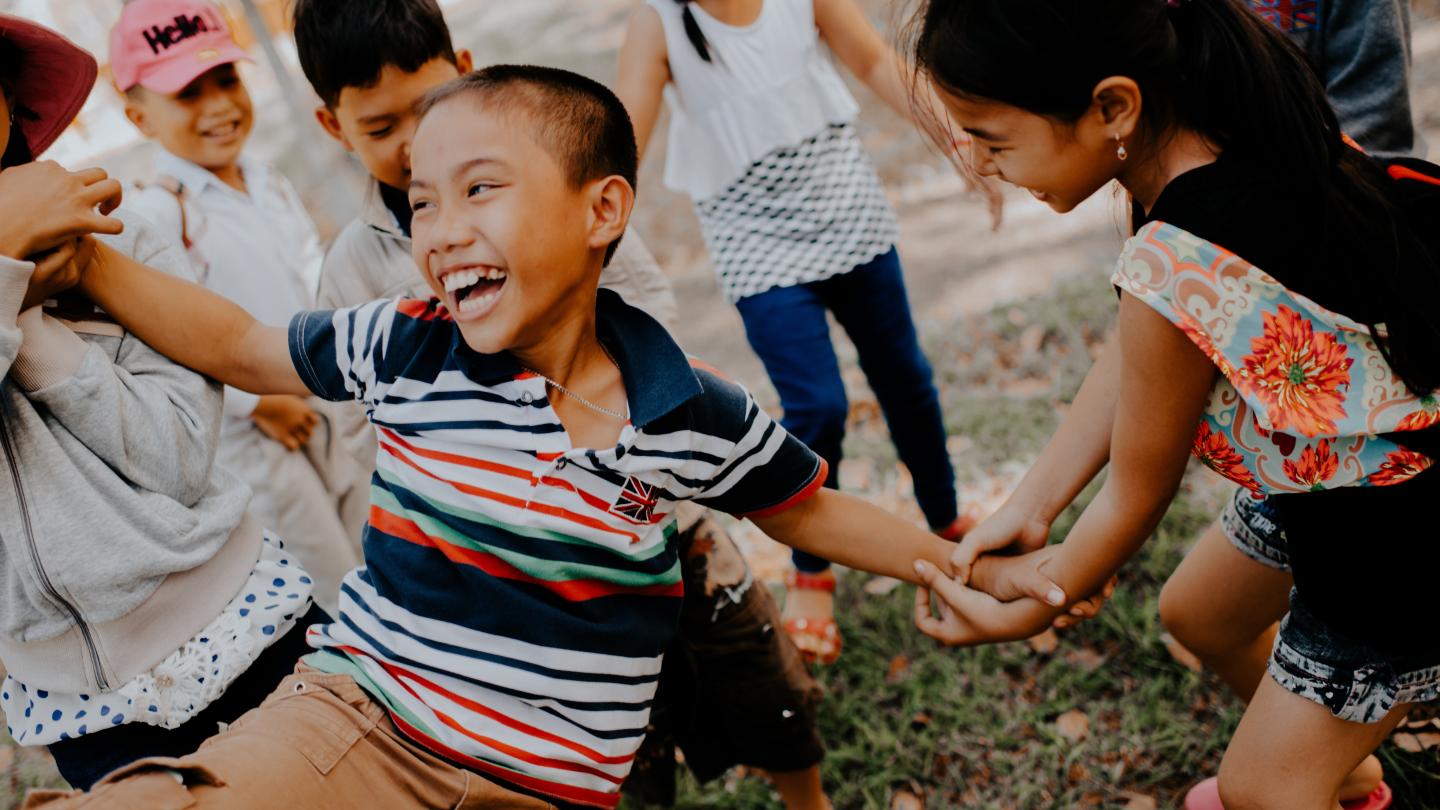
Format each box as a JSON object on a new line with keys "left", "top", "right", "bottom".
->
{"left": 0, "top": 16, "right": 322, "bottom": 791}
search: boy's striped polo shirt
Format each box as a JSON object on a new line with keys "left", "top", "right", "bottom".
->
{"left": 287, "top": 290, "right": 826, "bottom": 808}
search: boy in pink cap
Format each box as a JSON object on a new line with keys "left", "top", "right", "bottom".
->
{"left": 0, "top": 13, "right": 326, "bottom": 791}
{"left": 111, "top": 0, "right": 369, "bottom": 615}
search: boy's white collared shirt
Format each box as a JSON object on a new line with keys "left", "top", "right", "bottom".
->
{"left": 128, "top": 150, "right": 325, "bottom": 423}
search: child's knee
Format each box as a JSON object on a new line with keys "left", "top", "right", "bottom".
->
{"left": 1157, "top": 576, "right": 1205, "bottom": 646}
{"left": 1216, "top": 757, "right": 1322, "bottom": 810}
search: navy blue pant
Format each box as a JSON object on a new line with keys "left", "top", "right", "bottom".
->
{"left": 735, "top": 248, "right": 957, "bottom": 572}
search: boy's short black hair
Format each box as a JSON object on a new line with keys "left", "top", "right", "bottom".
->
{"left": 418, "top": 65, "right": 639, "bottom": 262}
{"left": 292, "top": 0, "right": 457, "bottom": 108}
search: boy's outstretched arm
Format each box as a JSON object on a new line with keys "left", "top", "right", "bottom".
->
{"left": 79, "top": 240, "right": 309, "bottom": 397}
{"left": 751, "top": 488, "right": 958, "bottom": 585}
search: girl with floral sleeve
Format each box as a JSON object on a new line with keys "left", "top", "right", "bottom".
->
{"left": 901, "top": 1, "right": 1440, "bottom": 808}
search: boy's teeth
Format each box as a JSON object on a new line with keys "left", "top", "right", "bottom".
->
{"left": 456, "top": 290, "right": 500, "bottom": 314}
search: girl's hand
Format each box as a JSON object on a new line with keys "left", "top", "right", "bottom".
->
{"left": 969, "top": 546, "right": 1117, "bottom": 628}
{"left": 0, "top": 163, "right": 124, "bottom": 260}
{"left": 912, "top": 559, "right": 1058, "bottom": 646}
{"left": 20, "top": 239, "right": 85, "bottom": 311}
{"left": 950, "top": 502, "right": 1052, "bottom": 587}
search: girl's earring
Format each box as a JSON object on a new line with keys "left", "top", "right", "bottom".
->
{"left": 1115, "top": 134, "right": 1128, "bottom": 162}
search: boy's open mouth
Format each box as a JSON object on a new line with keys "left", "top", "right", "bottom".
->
{"left": 442, "top": 266, "right": 508, "bottom": 317}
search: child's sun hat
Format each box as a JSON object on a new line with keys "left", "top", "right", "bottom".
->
{"left": 109, "top": 0, "right": 250, "bottom": 95}
{"left": 0, "top": 14, "right": 98, "bottom": 159}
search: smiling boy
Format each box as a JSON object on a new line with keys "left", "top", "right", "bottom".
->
{"left": 290, "top": 5, "right": 832, "bottom": 806}
{"left": 32, "top": 66, "right": 961, "bottom": 810}
{"left": 111, "top": 0, "right": 366, "bottom": 610}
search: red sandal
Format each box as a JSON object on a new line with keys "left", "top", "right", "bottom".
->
{"left": 1184, "top": 776, "right": 1392, "bottom": 809}
{"left": 782, "top": 569, "right": 842, "bottom": 665}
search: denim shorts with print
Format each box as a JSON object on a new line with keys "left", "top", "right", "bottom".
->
{"left": 1221, "top": 488, "right": 1440, "bottom": 723}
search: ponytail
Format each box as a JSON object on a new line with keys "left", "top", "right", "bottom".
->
{"left": 675, "top": 0, "right": 713, "bottom": 63}
{"left": 911, "top": 0, "right": 1440, "bottom": 395}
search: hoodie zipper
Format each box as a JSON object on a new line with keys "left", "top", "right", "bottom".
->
{"left": 0, "top": 405, "right": 109, "bottom": 691}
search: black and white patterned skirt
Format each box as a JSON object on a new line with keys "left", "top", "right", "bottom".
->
{"left": 695, "top": 122, "right": 900, "bottom": 303}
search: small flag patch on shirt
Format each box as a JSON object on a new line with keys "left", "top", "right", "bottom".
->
{"left": 611, "top": 476, "right": 659, "bottom": 524}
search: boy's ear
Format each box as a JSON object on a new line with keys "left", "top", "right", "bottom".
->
{"left": 315, "top": 105, "right": 353, "bottom": 152}
{"left": 122, "top": 95, "right": 152, "bottom": 137}
{"left": 587, "top": 176, "right": 634, "bottom": 257}
{"left": 455, "top": 49, "right": 475, "bottom": 74}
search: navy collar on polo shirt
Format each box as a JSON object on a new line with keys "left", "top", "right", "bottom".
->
{"left": 448, "top": 288, "right": 703, "bottom": 428}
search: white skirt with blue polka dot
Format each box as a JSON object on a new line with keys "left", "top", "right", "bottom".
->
{"left": 2, "top": 532, "right": 313, "bottom": 746}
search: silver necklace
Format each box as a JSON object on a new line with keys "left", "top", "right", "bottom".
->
{"left": 526, "top": 347, "right": 626, "bottom": 421}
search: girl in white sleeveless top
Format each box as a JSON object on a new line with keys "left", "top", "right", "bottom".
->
{"left": 617, "top": 0, "right": 995, "bottom": 702}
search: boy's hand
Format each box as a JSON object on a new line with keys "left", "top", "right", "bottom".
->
{"left": 950, "top": 502, "right": 1052, "bottom": 587}
{"left": 20, "top": 240, "right": 86, "bottom": 311}
{"left": 911, "top": 559, "right": 1057, "bottom": 646}
{"left": 0, "top": 163, "right": 124, "bottom": 260}
{"left": 251, "top": 394, "right": 318, "bottom": 451}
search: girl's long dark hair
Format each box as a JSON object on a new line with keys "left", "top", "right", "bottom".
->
{"left": 910, "top": 0, "right": 1440, "bottom": 395}
{"left": 675, "top": 0, "right": 714, "bottom": 63}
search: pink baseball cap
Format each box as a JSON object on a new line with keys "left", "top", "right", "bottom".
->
{"left": 0, "top": 14, "right": 99, "bottom": 159}
{"left": 109, "top": 0, "right": 250, "bottom": 95}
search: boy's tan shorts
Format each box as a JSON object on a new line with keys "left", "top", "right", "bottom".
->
{"left": 22, "top": 666, "right": 558, "bottom": 810}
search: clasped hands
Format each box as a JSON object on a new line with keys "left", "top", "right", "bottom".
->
{"left": 0, "top": 161, "right": 124, "bottom": 311}
{"left": 912, "top": 503, "right": 1116, "bottom": 646}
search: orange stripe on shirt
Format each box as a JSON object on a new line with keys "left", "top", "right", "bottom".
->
{"left": 367, "top": 506, "right": 683, "bottom": 601}
{"left": 377, "top": 438, "right": 642, "bottom": 545}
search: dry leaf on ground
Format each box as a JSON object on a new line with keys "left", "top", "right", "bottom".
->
{"left": 886, "top": 654, "right": 912, "bottom": 684}
{"left": 1027, "top": 628, "right": 1060, "bottom": 654}
{"left": 1116, "top": 791, "right": 1158, "bottom": 810}
{"left": 1056, "top": 709, "right": 1091, "bottom": 743}
{"left": 890, "top": 788, "right": 925, "bottom": 810}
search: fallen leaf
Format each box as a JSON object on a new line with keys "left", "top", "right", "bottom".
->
{"left": 1027, "top": 629, "right": 1060, "bottom": 654}
{"left": 911, "top": 712, "right": 933, "bottom": 728}
{"left": 1392, "top": 732, "right": 1440, "bottom": 753}
{"left": 1019, "top": 324, "right": 1046, "bottom": 357}
{"left": 1063, "top": 647, "right": 1107, "bottom": 672}
{"left": 890, "top": 788, "right": 925, "bottom": 810}
{"left": 886, "top": 654, "right": 912, "bottom": 684}
{"left": 1116, "top": 791, "right": 1158, "bottom": 810}
{"left": 1162, "top": 633, "right": 1204, "bottom": 673}
{"left": 1055, "top": 709, "right": 1090, "bottom": 743}
{"left": 864, "top": 576, "right": 903, "bottom": 596}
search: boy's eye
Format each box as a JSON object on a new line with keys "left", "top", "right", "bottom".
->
{"left": 410, "top": 200, "right": 434, "bottom": 213}
{"left": 468, "top": 183, "right": 493, "bottom": 197}
{"left": 366, "top": 127, "right": 394, "bottom": 139}
{"left": 988, "top": 146, "right": 1006, "bottom": 155}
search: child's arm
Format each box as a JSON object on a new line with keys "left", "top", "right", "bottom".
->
{"left": 813, "top": 0, "right": 920, "bottom": 122}
{"left": 914, "top": 295, "right": 1218, "bottom": 644}
{"left": 78, "top": 240, "right": 309, "bottom": 397}
{"left": 9, "top": 220, "right": 224, "bottom": 503}
{"left": 752, "top": 488, "right": 958, "bottom": 584}
{"left": 813, "top": 0, "right": 1004, "bottom": 227}
{"left": 949, "top": 335, "right": 1123, "bottom": 584}
{"left": 615, "top": 5, "right": 671, "bottom": 161}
